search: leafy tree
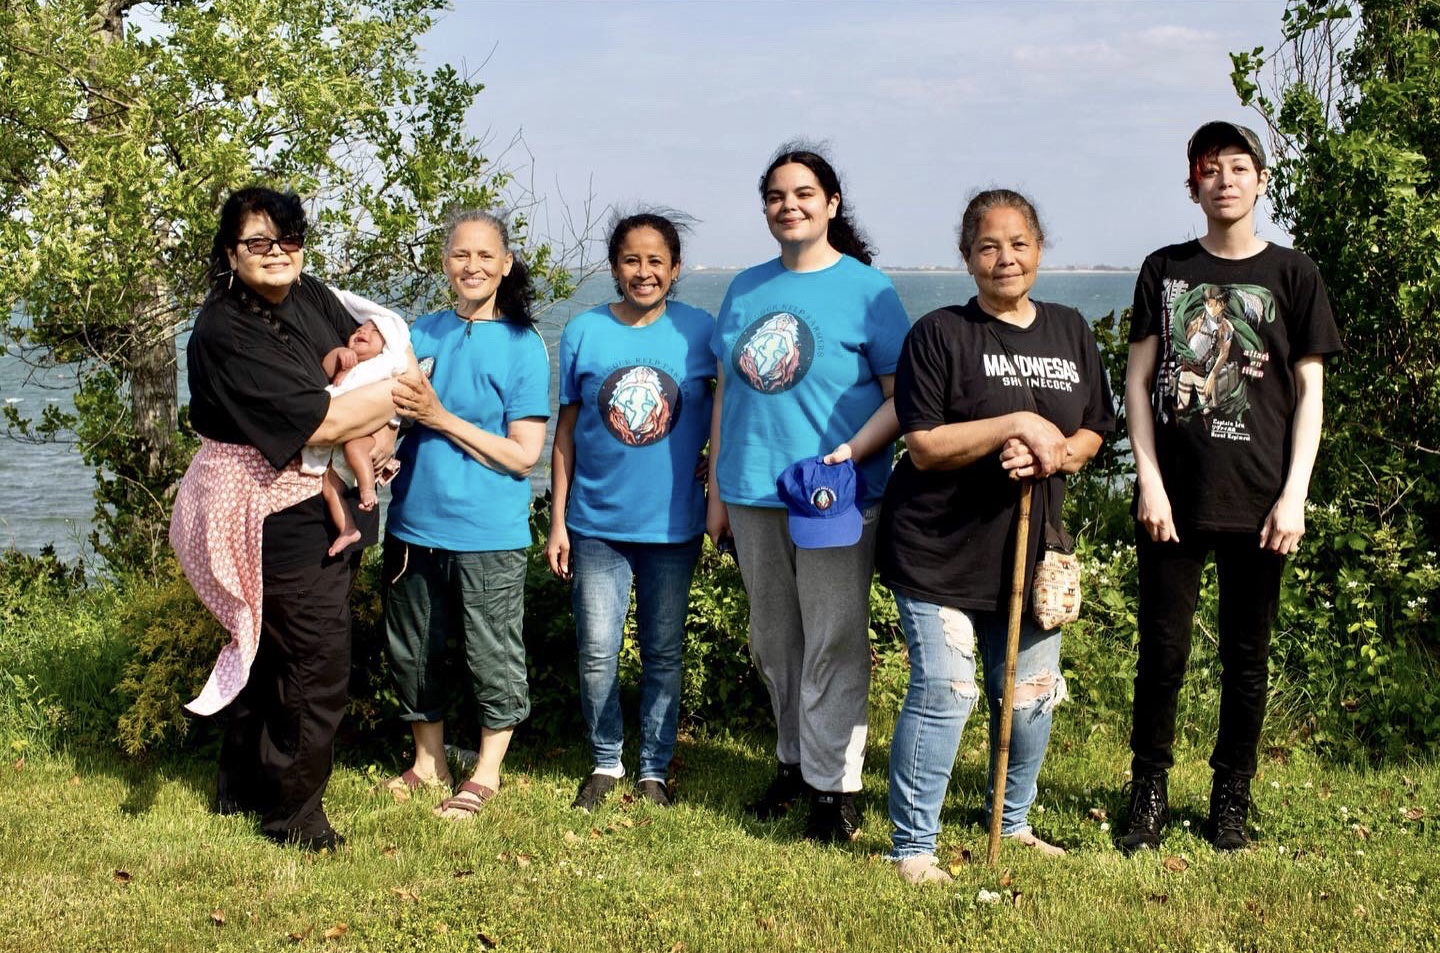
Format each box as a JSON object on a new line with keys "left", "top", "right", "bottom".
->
{"left": 0, "top": 0, "right": 571, "bottom": 572}
{"left": 1231, "top": 0, "right": 1440, "bottom": 527}
{"left": 1232, "top": 0, "right": 1440, "bottom": 757}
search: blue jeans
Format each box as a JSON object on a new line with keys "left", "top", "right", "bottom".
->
{"left": 887, "top": 592, "right": 1067, "bottom": 858}
{"left": 570, "top": 533, "right": 701, "bottom": 780}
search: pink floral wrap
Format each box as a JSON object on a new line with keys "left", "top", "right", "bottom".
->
{"left": 170, "top": 439, "right": 323, "bottom": 715}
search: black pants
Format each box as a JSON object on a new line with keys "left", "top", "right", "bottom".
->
{"left": 1128, "top": 527, "right": 1286, "bottom": 780}
{"left": 216, "top": 552, "right": 359, "bottom": 841}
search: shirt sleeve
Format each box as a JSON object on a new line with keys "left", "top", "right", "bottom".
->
{"left": 1127, "top": 253, "right": 1164, "bottom": 342}
{"left": 1287, "top": 256, "right": 1343, "bottom": 361}
{"left": 863, "top": 279, "right": 911, "bottom": 375}
{"left": 893, "top": 314, "right": 953, "bottom": 433}
{"left": 557, "top": 320, "right": 582, "bottom": 406}
{"left": 711, "top": 282, "right": 737, "bottom": 364}
{"left": 505, "top": 327, "right": 553, "bottom": 422}
{"left": 1077, "top": 317, "right": 1118, "bottom": 434}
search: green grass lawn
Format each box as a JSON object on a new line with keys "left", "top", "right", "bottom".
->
{"left": 4, "top": 719, "right": 1438, "bottom": 953}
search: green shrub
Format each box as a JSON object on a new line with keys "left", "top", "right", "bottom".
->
{"left": 0, "top": 548, "right": 131, "bottom": 753}
{"left": 113, "top": 563, "right": 229, "bottom": 754}
{"left": 1273, "top": 499, "right": 1440, "bottom": 762}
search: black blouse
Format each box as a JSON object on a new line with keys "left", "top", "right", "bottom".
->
{"left": 186, "top": 279, "right": 378, "bottom": 570}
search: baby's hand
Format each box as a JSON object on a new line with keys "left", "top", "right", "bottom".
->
{"left": 337, "top": 347, "right": 358, "bottom": 371}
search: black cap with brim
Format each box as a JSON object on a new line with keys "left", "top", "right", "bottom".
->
{"left": 1187, "top": 121, "right": 1267, "bottom": 170}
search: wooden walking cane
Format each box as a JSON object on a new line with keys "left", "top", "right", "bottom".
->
{"left": 987, "top": 477, "right": 1033, "bottom": 865}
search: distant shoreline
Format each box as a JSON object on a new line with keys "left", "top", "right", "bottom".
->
{"left": 683, "top": 266, "right": 1139, "bottom": 275}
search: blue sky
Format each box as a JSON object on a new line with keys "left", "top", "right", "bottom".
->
{"left": 420, "top": 1, "right": 1290, "bottom": 269}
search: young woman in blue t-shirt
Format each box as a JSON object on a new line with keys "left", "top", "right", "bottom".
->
{"left": 708, "top": 145, "right": 910, "bottom": 842}
{"left": 545, "top": 212, "right": 716, "bottom": 811}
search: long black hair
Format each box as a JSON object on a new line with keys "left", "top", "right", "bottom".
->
{"left": 758, "top": 143, "right": 875, "bottom": 265}
{"left": 443, "top": 209, "right": 537, "bottom": 325}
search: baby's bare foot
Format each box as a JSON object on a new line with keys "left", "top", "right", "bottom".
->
{"left": 328, "top": 528, "right": 362, "bottom": 557}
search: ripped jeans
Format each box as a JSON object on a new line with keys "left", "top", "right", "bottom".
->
{"left": 887, "top": 592, "right": 1067, "bottom": 859}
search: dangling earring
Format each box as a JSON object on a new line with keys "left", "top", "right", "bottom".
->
{"left": 226, "top": 271, "right": 234, "bottom": 291}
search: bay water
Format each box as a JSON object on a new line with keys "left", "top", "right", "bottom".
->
{"left": 0, "top": 270, "right": 1134, "bottom": 561}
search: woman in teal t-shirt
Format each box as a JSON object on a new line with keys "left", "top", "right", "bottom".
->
{"left": 382, "top": 209, "right": 551, "bottom": 820}
{"left": 546, "top": 212, "right": 715, "bottom": 812}
{"left": 708, "top": 145, "right": 910, "bottom": 843}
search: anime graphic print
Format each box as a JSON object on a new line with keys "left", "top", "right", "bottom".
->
{"left": 599, "top": 364, "right": 681, "bottom": 446}
{"left": 733, "top": 311, "right": 815, "bottom": 393}
{"left": 1159, "top": 280, "right": 1275, "bottom": 435}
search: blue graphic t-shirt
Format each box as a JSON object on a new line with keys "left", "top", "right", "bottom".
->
{"left": 710, "top": 255, "right": 910, "bottom": 508}
{"left": 387, "top": 310, "right": 551, "bottom": 551}
{"left": 558, "top": 301, "right": 716, "bottom": 542}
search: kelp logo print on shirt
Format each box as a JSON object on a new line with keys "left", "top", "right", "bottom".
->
{"left": 734, "top": 311, "right": 814, "bottom": 393}
{"left": 599, "top": 364, "right": 681, "bottom": 446}
{"left": 1165, "top": 281, "right": 1276, "bottom": 427}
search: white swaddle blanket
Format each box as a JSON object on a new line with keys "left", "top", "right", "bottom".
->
{"left": 299, "top": 287, "right": 411, "bottom": 477}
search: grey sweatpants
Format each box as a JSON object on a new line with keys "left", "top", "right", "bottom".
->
{"left": 728, "top": 503, "right": 878, "bottom": 792}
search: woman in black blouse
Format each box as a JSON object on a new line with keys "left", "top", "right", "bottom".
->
{"left": 175, "top": 187, "right": 410, "bottom": 850}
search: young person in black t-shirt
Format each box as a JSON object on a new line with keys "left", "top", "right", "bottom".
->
{"left": 1119, "top": 122, "right": 1341, "bottom": 854}
{"left": 877, "top": 190, "right": 1115, "bottom": 883}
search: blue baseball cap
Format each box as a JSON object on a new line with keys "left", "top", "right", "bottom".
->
{"left": 775, "top": 456, "right": 864, "bottom": 549}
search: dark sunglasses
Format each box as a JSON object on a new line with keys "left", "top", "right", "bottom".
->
{"left": 237, "top": 235, "right": 304, "bottom": 255}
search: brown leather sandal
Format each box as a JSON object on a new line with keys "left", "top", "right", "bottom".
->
{"left": 434, "top": 780, "right": 497, "bottom": 820}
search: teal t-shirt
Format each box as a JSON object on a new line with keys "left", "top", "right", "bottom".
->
{"left": 387, "top": 310, "right": 551, "bottom": 551}
{"left": 710, "top": 255, "right": 909, "bottom": 508}
{"left": 557, "top": 301, "right": 716, "bottom": 542}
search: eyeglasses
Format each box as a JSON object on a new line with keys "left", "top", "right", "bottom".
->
{"left": 237, "top": 235, "right": 304, "bottom": 256}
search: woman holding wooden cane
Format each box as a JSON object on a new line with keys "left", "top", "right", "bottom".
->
{"left": 877, "top": 189, "right": 1114, "bottom": 884}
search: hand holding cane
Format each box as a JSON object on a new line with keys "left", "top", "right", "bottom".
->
{"left": 987, "top": 477, "right": 1033, "bottom": 865}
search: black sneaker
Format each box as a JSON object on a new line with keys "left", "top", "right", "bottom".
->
{"left": 805, "top": 791, "right": 862, "bottom": 843}
{"left": 637, "top": 779, "right": 672, "bottom": 807}
{"left": 1205, "top": 772, "right": 1252, "bottom": 852}
{"left": 1118, "top": 772, "right": 1169, "bottom": 855}
{"left": 746, "top": 762, "right": 809, "bottom": 820}
{"left": 268, "top": 827, "right": 345, "bottom": 852}
{"left": 571, "top": 773, "right": 619, "bottom": 812}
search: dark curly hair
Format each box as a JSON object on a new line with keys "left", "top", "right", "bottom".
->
{"left": 758, "top": 142, "right": 875, "bottom": 265}
{"left": 207, "top": 187, "right": 305, "bottom": 286}
{"left": 205, "top": 186, "right": 309, "bottom": 340}
{"left": 606, "top": 209, "right": 692, "bottom": 299}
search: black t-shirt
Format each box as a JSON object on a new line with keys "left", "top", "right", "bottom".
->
{"left": 878, "top": 299, "right": 1116, "bottom": 611}
{"left": 1128, "top": 241, "right": 1341, "bottom": 532}
{"left": 187, "top": 279, "right": 379, "bottom": 571}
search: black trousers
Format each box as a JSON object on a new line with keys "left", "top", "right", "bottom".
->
{"left": 1128, "top": 527, "right": 1286, "bottom": 780}
{"left": 216, "top": 551, "right": 359, "bottom": 841}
